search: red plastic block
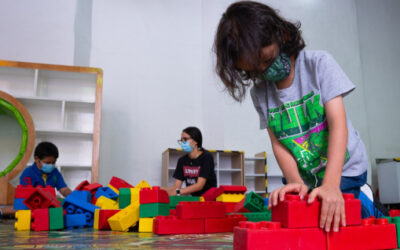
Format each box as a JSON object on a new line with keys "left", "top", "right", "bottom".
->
{"left": 224, "top": 202, "right": 239, "bottom": 213}
{"left": 139, "top": 186, "right": 169, "bottom": 204}
{"left": 83, "top": 183, "right": 103, "bottom": 194}
{"left": 31, "top": 208, "right": 50, "bottom": 231}
{"left": 153, "top": 215, "right": 204, "bottom": 234}
{"left": 109, "top": 176, "right": 134, "bottom": 190}
{"left": 98, "top": 209, "right": 120, "bottom": 230}
{"left": 15, "top": 185, "right": 56, "bottom": 199}
{"left": 271, "top": 193, "right": 361, "bottom": 228}
{"left": 75, "top": 180, "right": 90, "bottom": 191}
{"left": 202, "top": 187, "right": 224, "bottom": 201}
{"left": 169, "top": 209, "right": 176, "bottom": 215}
{"left": 389, "top": 209, "right": 400, "bottom": 217}
{"left": 205, "top": 214, "right": 247, "bottom": 233}
{"left": 220, "top": 185, "right": 247, "bottom": 194}
{"left": 326, "top": 217, "right": 397, "bottom": 250}
{"left": 176, "top": 201, "right": 226, "bottom": 219}
{"left": 233, "top": 198, "right": 250, "bottom": 213}
{"left": 23, "top": 188, "right": 61, "bottom": 210}
{"left": 233, "top": 221, "right": 326, "bottom": 250}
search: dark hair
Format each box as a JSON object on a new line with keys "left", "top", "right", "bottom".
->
{"left": 214, "top": 1, "right": 305, "bottom": 102}
{"left": 183, "top": 127, "right": 203, "bottom": 150}
{"left": 34, "top": 141, "right": 59, "bottom": 160}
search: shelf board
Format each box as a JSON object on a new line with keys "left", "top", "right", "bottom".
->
{"left": 59, "top": 164, "right": 92, "bottom": 169}
{"left": 245, "top": 157, "right": 265, "bottom": 161}
{"left": 246, "top": 190, "right": 266, "bottom": 194}
{"left": 245, "top": 174, "right": 265, "bottom": 177}
{"left": 218, "top": 169, "right": 242, "bottom": 172}
{"left": 36, "top": 129, "right": 93, "bottom": 136}
{"left": 16, "top": 95, "right": 95, "bottom": 104}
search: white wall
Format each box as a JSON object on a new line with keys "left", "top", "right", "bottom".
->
{"left": 0, "top": 0, "right": 398, "bottom": 189}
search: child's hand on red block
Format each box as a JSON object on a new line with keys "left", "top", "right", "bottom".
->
{"left": 268, "top": 183, "right": 309, "bottom": 209}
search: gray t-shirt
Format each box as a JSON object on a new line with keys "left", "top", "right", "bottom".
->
{"left": 251, "top": 50, "right": 369, "bottom": 188}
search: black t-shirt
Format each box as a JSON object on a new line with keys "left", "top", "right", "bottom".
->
{"left": 173, "top": 151, "right": 217, "bottom": 196}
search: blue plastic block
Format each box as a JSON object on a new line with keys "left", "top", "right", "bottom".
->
{"left": 95, "top": 187, "right": 118, "bottom": 200}
{"left": 68, "top": 190, "right": 92, "bottom": 202}
{"left": 65, "top": 214, "right": 86, "bottom": 229}
{"left": 264, "top": 197, "right": 269, "bottom": 207}
{"left": 13, "top": 198, "right": 29, "bottom": 210}
{"left": 62, "top": 196, "right": 100, "bottom": 226}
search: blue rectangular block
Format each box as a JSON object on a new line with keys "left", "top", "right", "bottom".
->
{"left": 65, "top": 214, "right": 86, "bottom": 229}
{"left": 13, "top": 198, "right": 29, "bottom": 210}
{"left": 95, "top": 187, "right": 118, "bottom": 200}
{"left": 62, "top": 196, "right": 99, "bottom": 226}
{"left": 68, "top": 190, "right": 92, "bottom": 202}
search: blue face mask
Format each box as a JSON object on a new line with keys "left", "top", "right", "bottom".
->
{"left": 262, "top": 53, "right": 292, "bottom": 82}
{"left": 41, "top": 163, "right": 55, "bottom": 174}
{"left": 180, "top": 141, "right": 194, "bottom": 153}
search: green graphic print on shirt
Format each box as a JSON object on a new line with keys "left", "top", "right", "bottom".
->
{"left": 268, "top": 91, "right": 349, "bottom": 188}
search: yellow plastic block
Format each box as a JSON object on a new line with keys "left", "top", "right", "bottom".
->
{"left": 135, "top": 180, "right": 151, "bottom": 189}
{"left": 129, "top": 181, "right": 151, "bottom": 206}
{"left": 138, "top": 218, "right": 154, "bottom": 233}
{"left": 199, "top": 196, "right": 205, "bottom": 202}
{"left": 108, "top": 204, "right": 139, "bottom": 231}
{"left": 108, "top": 184, "right": 119, "bottom": 195}
{"left": 93, "top": 209, "right": 100, "bottom": 230}
{"left": 216, "top": 193, "right": 245, "bottom": 202}
{"left": 15, "top": 210, "right": 31, "bottom": 231}
{"left": 96, "top": 196, "right": 119, "bottom": 209}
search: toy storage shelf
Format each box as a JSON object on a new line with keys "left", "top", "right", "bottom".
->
{"left": 244, "top": 152, "right": 267, "bottom": 198}
{"left": 0, "top": 60, "right": 103, "bottom": 189}
{"left": 161, "top": 148, "right": 244, "bottom": 187}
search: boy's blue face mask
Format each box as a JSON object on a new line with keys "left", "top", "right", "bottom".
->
{"left": 41, "top": 163, "right": 55, "bottom": 174}
{"left": 180, "top": 141, "right": 194, "bottom": 153}
{"left": 262, "top": 53, "right": 292, "bottom": 82}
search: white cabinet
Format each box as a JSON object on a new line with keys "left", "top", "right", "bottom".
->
{"left": 0, "top": 60, "right": 103, "bottom": 190}
{"left": 162, "top": 148, "right": 244, "bottom": 187}
{"left": 244, "top": 152, "right": 267, "bottom": 197}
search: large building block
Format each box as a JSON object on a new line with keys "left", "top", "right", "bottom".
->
{"left": 140, "top": 186, "right": 169, "bottom": 204}
{"left": 95, "top": 209, "right": 120, "bottom": 230}
{"left": 242, "top": 211, "right": 271, "bottom": 222}
{"left": 233, "top": 221, "right": 326, "bottom": 250}
{"left": 389, "top": 209, "right": 400, "bottom": 217}
{"left": 326, "top": 217, "right": 397, "bottom": 250}
{"left": 62, "top": 195, "right": 100, "bottom": 226}
{"left": 169, "top": 196, "right": 200, "bottom": 209}
{"left": 95, "top": 187, "right": 118, "bottom": 201}
{"left": 31, "top": 208, "right": 49, "bottom": 231}
{"left": 135, "top": 180, "right": 151, "bottom": 189}
{"left": 234, "top": 192, "right": 264, "bottom": 213}
{"left": 23, "top": 188, "right": 61, "bottom": 210}
{"left": 216, "top": 193, "right": 245, "bottom": 203}
{"left": 68, "top": 190, "right": 92, "bottom": 202}
{"left": 202, "top": 187, "right": 224, "bottom": 201}
{"left": 65, "top": 214, "right": 87, "bottom": 229}
{"left": 74, "top": 180, "right": 90, "bottom": 191}
{"left": 176, "top": 201, "right": 226, "bottom": 219}
{"left": 15, "top": 185, "right": 56, "bottom": 198}
{"left": 119, "top": 188, "right": 131, "bottom": 209}
{"left": 224, "top": 202, "right": 239, "bottom": 213}
{"left": 271, "top": 193, "right": 361, "bottom": 229}
{"left": 153, "top": 215, "right": 204, "bottom": 234}
{"left": 13, "top": 198, "right": 29, "bottom": 210}
{"left": 385, "top": 216, "right": 400, "bottom": 248}
{"left": 108, "top": 176, "right": 134, "bottom": 194}
{"left": 139, "top": 218, "right": 154, "bottom": 233}
{"left": 14, "top": 210, "right": 31, "bottom": 231}
{"left": 83, "top": 183, "right": 103, "bottom": 194}
{"left": 108, "top": 204, "right": 140, "bottom": 231}
{"left": 49, "top": 207, "right": 64, "bottom": 230}
{"left": 205, "top": 214, "right": 247, "bottom": 233}
{"left": 95, "top": 196, "right": 119, "bottom": 209}
{"left": 219, "top": 185, "right": 247, "bottom": 194}
{"left": 139, "top": 203, "right": 170, "bottom": 218}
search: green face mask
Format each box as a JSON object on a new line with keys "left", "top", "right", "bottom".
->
{"left": 262, "top": 53, "right": 292, "bottom": 82}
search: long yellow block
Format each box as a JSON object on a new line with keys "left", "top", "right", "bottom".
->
{"left": 108, "top": 204, "right": 139, "bottom": 231}
{"left": 138, "top": 218, "right": 154, "bottom": 233}
{"left": 93, "top": 209, "right": 100, "bottom": 230}
{"left": 95, "top": 196, "right": 119, "bottom": 209}
{"left": 216, "top": 193, "right": 245, "bottom": 202}
{"left": 15, "top": 210, "right": 31, "bottom": 231}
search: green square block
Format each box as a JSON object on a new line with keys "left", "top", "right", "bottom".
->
{"left": 119, "top": 188, "right": 131, "bottom": 209}
{"left": 169, "top": 196, "right": 200, "bottom": 209}
{"left": 49, "top": 207, "right": 64, "bottom": 230}
{"left": 388, "top": 216, "right": 400, "bottom": 248}
{"left": 140, "top": 203, "right": 170, "bottom": 218}
{"left": 242, "top": 211, "right": 271, "bottom": 222}
{"left": 244, "top": 192, "right": 264, "bottom": 212}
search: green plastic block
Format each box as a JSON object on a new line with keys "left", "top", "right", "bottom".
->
{"left": 242, "top": 211, "right": 271, "bottom": 222}
{"left": 139, "top": 203, "right": 170, "bottom": 218}
{"left": 169, "top": 196, "right": 200, "bottom": 209}
{"left": 119, "top": 188, "right": 131, "bottom": 209}
{"left": 49, "top": 207, "right": 64, "bottom": 230}
{"left": 244, "top": 192, "right": 265, "bottom": 212}
{"left": 390, "top": 216, "right": 400, "bottom": 248}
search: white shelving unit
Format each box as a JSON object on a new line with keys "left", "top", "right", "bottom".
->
{"left": 244, "top": 152, "right": 267, "bottom": 198}
{"left": 0, "top": 60, "right": 103, "bottom": 190}
{"left": 162, "top": 148, "right": 244, "bottom": 187}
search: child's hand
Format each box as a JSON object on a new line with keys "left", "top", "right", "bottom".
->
{"left": 268, "top": 183, "right": 308, "bottom": 209}
{"left": 308, "top": 184, "right": 345, "bottom": 232}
